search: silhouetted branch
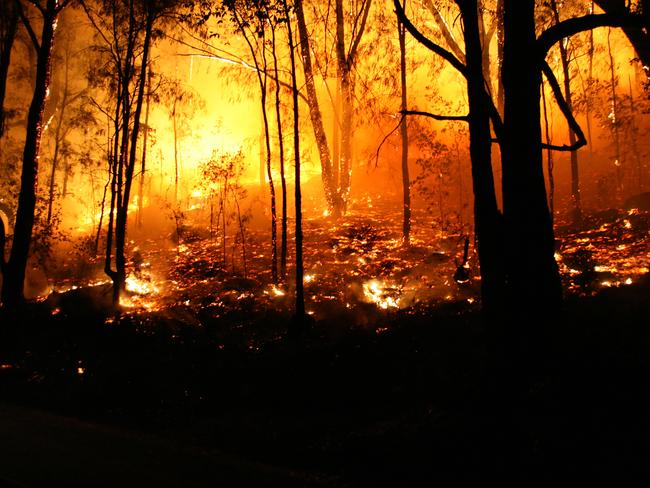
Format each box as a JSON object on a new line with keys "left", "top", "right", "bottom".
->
{"left": 393, "top": 0, "right": 466, "bottom": 76}
{"left": 401, "top": 109, "right": 468, "bottom": 121}
{"left": 540, "top": 61, "right": 587, "bottom": 152}
{"left": 16, "top": 1, "right": 40, "bottom": 51}
{"left": 375, "top": 110, "right": 468, "bottom": 167}
{"left": 537, "top": 12, "right": 645, "bottom": 58}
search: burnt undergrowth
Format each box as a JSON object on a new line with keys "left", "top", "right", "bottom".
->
{"left": 0, "top": 273, "right": 649, "bottom": 483}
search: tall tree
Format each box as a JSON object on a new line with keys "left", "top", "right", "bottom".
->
{"left": 396, "top": 5, "right": 410, "bottom": 245}
{"left": 549, "top": 0, "right": 582, "bottom": 224}
{"left": 0, "top": 1, "right": 19, "bottom": 139}
{"left": 225, "top": 0, "right": 279, "bottom": 283}
{"left": 1, "top": 0, "right": 71, "bottom": 310}
{"left": 395, "top": 0, "right": 506, "bottom": 317}
{"left": 84, "top": 0, "right": 173, "bottom": 304}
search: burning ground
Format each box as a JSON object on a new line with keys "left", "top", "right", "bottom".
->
{"left": 0, "top": 203, "right": 649, "bottom": 483}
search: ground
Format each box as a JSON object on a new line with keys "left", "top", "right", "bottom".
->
{"left": 0, "top": 206, "right": 648, "bottom": 484}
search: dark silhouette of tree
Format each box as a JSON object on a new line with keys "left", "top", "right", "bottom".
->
{"left": 394, "top": 0, "right": 505, "bottom": 318}
{"left": 280, "top": 0, "right": 305, "bottom": 328}
{"left": 1, "top": 0, "right": 71, "bottom": 310}
{"left": 396, "top": 5, "right": 410, "bottom": 245}
{"left": 224, "top": 0, "right": 279, "bottom": 283}
{"left": 294, "top": 0, "right": 372, "bottom": 217}
{"left": 0, "top": 1, "right": 19, "bottom": 139}
{"left": 83, "top": 0, "right": 176, "bottom": 305}
{"left": 501, "top": 0, "right": 644, "bottom": 318}
{"left": 268, "top": 7, "right": 289, "bottom": 280}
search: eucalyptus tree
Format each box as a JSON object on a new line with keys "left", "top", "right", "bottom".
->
{"left": 295, "top": 0, "right": 373, "bottom": 217}
{"left": 83, "top": 0, "right": 178, "bottom": 304}
{"left": 396, "top": 0, "right": 644, "bottom": 320}
{"left": 1, "top": 0, "right": 72, "bottom": 310}
{"left": 0, "top": 1, "right": 20, "bottom": 139}
{"left": 223, "top": 0, "right": 284, "bottom": 283}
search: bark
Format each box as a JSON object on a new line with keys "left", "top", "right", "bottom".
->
{"left": 2, "top": 0, "right": 59, "bottom": 309}
{"left": 502, "top": 0, "right": 562, "bottom": 318}
{"left": 397, "top": 16, "right": 410, "bottom": 244}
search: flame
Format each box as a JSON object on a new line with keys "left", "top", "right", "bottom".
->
{"left": 125, "top": 274, "right": 159, "bottom": 295}
{"left": 363, "top": 280, "right": 399, "bottom": 309}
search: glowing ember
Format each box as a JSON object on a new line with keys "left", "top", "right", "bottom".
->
{"left": 270, "top": 285, "right": 285, "bottom": 297}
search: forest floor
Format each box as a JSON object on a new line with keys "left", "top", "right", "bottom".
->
{"left": 0, "top": 204, "right": 649, "bottom": 484}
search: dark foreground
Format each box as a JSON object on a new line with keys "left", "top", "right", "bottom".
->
{"left": 1, "top": 275, "right": 649, "bottom": 484}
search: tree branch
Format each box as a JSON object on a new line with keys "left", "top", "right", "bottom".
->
{"left": 393, "top": 0, "right": 466, "bottom": 76}
{"left": 16, "top": 0, "right": 40, "bottom": 51}
{"left": 348, "top": 0, "right": 372, "bottom": 64}
{"left": 422, "top": 0, "right": 466, "bottom": 63}
{"left": 401, "top": 109, "right": 468, "bottom": 121}
{"left": 540, "top": 61, "right": 587, "bottom": 152}
{"left": 537, "top": 12, "right": 645, "bottom": 59}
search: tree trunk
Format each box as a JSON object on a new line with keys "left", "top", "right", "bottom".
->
{"left": 502, "top": 0, "right": 562, "bottom": 318}
{"left": 137, "top": 68, "right": 152, "bottom": 227}
{"left": 2, "top": 2, "right": 58, "bottom": 309}
{"left": 459, "top": 0, "right": 505, "bottom": 319}
{"left": 0, "top": 1, "right": 18, "bottom": 139}
{"left": 113, "top": 13, "right": 153, "bottom": 304}
{"left": 285, "top": 1, "right": 305, "bottom": 326}
{"left": 271, "top": 28, "right": 288, "bottom": 280}
{"left": 397, "top": 16, "right": 410, "bottom": 245}
{"left": 295, "top": 0, "right": 335, "bottom": 212}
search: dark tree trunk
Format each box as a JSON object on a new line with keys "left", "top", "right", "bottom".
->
{"left": 271, "top": 28, "right": 288, "bottom": 280}
{"left": 334, "top": 0, "right": 351, "bottom": 216}
{"left": 458, "top": 0, "right": 505, "bottom": 319}
{"left": 397, "top": 15, "right": 411, "bottom": 244}
{"left": 285, "top": 0, "right": 305, "bottom": 326}
{"left": 2, "top": 1, "right": 58, "bottom": 309}
{"left": 0, "top": 1, "right": 18, "bottom": 139}
{"left": 113, "top": 13, "right": 153, "bottom": 304}
{"left": 502, "top": 0, "right": 562, "bottom": 318}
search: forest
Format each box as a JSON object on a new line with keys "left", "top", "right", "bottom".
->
{"left": 0, "top": 0, "right": 649, "bottom": 484}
